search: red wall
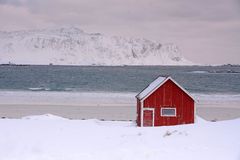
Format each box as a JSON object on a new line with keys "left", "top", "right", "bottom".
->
{"left": 141, "top": 79, "right": 194, "bottom": 126}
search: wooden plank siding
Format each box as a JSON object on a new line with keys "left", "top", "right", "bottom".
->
{"left": 139, "top": 79, "right": 194, "bottom": 126}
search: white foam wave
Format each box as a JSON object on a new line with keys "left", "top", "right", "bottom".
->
{"left": 189, "top": 71, "right": 209, "bottom": 74}
{"left": 28, "top": 87, "right": 50, "bottom": 91}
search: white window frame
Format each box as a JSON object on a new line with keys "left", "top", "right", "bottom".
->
{"left": 161, "top": 107, "right": 176, "bottom": 117}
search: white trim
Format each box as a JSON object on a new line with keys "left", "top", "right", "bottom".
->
{"left": 136, "top": 76, "right": 166, "bottom": 99}
{"left": 142, "top": 108, "right": 155, "bottom": 127}
{"left": 137, "top": 77, "right": 195, "bottom": 102}
{"left": 161, "top": 107, "right": 176, "bottom": 117}
{"left": 169, "top": 77, "right": 195, "bottom": 101}
{"left": 136, "top": 76, "right": 167, "bottom": 100}
{"left": 194, "top": 101, "right": 196, "bottom": 123}
{"left": 140, "top": 101, "right": 143, "bottom": 127}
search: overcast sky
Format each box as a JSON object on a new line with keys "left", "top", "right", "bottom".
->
{"left": 0, "top": 0, "right": 239, "bottom": 65}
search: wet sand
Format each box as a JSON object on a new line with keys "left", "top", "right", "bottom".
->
{"left": 0, "top": 91, "right": 240, "bottom": 121}
{"left": 196, "top": 101, "right": 240, "bottom": 121}
{"left": 0, "top": 103, "right": 240, "bottom": 121}
{"left": 0, "top": 103, "right": 135, "bottom": 121}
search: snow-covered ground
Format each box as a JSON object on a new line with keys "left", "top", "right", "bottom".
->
{"left": 0, "top": 114, "right": 239, "bottom": 160}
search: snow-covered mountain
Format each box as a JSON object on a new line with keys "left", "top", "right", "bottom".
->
{"left": 0, "top": 27, "right": 194, "bottom": 65}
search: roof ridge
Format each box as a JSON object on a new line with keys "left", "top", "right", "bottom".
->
{"left": 136, "top": 76, "right": 195, "bottom": 101}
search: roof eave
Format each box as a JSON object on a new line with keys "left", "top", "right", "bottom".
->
{"left": 136, "top": 77, "right": 196, "bottom": 102}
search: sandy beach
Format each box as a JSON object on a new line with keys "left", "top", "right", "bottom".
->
{"left": 0, "top": 91, "right": 240, "bottom": 121}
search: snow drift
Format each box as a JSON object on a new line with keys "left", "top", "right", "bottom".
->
{"left": 0, "top": 115, "right": 239, "bottom": 160}
{"left": 0, "top": 27, "right": 193, "bottom": 66}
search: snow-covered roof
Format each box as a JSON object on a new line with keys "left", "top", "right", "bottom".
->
{"left": 136, "top": 76, "right": 167, "bottom": 100}
{"left": 136, "top": 76, "right": 195, "bottom": 101}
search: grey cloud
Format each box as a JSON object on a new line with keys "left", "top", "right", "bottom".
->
{"left": 3, "top": 0, "right": 239, "bottom": 23}
{"left": 0, "top": 0, "right": 25, "bottom": 6}
{"left": 0, "top": 0, "right": 239, "bottom": 64}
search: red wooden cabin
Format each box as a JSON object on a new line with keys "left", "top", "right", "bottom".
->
{"left": 136, "top": 76, "right": 195, "bottom": 127}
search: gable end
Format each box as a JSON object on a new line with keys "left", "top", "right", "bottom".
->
{"left": 136, "top": 77, "right": 195, "bottom": 102}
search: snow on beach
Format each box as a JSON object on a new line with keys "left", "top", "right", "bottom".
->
{"left": 0, "top": 91, "right": 240, "bottom": 121}
{"left": 1, "top": 91, "right": 240, "bottom": 105}
{"left": 0, "top": 114, "right": 239, "bottom": 160}
{"left": 0, "top": 91, "right": 135, "bottom": 105}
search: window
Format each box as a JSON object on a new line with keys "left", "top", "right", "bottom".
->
{"left": 161, "top": 108, "right": 176, "bottom": 117}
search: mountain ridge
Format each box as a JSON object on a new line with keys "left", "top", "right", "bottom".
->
{"left": 0, "top": 27, "right": 194, "bottom": 66}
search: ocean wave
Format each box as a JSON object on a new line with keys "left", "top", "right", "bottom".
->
{"left": 28, "top": 87, "right": 51, "bottom": 91}
{"left": 189, "top": 71, "right": 209, "bottom": 74}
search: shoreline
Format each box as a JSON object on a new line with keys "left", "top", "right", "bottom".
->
{"left": 0, "top": 91, "right": 240, "bottom": 121}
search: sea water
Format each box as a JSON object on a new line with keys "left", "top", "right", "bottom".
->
{"left": 0, "top": 65, "right": 240, "bottom": 94}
